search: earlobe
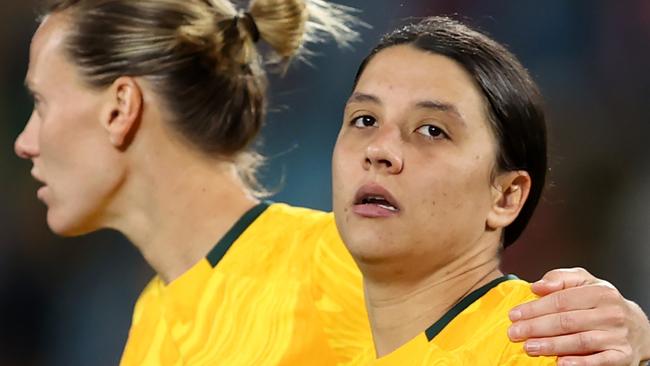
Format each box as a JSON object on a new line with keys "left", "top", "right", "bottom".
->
{"left": 102, "top": 76, "right": 143, "bottom": 148}
{"left": 486, "top": 171, "right": 531, "bottom": 230}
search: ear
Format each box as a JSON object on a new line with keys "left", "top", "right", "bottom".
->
{"left": 486, "top": 170, "right": 531, "bottom": 230}
{"left": 100, "top": 76, "right": 143, "bottom": 148}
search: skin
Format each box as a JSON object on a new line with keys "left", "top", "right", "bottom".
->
{"left": 332, "top": 44, "right": 650, "bottom": 364}
{"left": 332, "top": 44, "right": 531, "bottom": 356}
{"left": 14, "top": 12, "right": 257, "bottom": 283}
{"left": 14, "top": 11, "right": 649, "bottom": 366}
{"left": 18, "top": 12, "right": 125, "bottom": 236}
{"left": 512, "top": 269, "right": 650, "bottom": 366}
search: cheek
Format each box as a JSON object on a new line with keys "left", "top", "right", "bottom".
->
{"left": 331, "top": 143, "right": 348, "bottom": 206}
{"left": 46, "top": 149, "right": 124, "bottom": 236}
{"left": 410, "top": 159, "right": 494, "bottom": 224}
{"left": 39, "top": 106, "right": 121, "bottom": 210}
{"left": 39, "top": 101, "right": 100, "bottom": 157}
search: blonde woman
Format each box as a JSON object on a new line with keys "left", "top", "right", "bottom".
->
{"left": 16, "top": 0, "right": 365, "bottom": 364}
{"left": 15, "top": 0, "right": 649, "bottom": 365}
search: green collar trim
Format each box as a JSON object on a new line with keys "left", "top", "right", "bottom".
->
{"left": 425, "top": 274, "right": 518, "bottom": 341}
{"left": 206, "top": 201, "right": 270, "bottom": 268}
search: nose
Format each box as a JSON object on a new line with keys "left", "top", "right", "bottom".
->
{"left": 15, "top": 111, "right": 40, "bottom": 159}
{"left": 364, "top": 129, "right": 403, "bottom": 175}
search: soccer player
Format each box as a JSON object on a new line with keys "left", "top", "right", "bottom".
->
{"left": 14, "top": 0, "right": 649, "bottom": 365}
{"left": 331, "top": 16, "right": 649, "bottom": 365}
{"left": 16, "top": 0, "right": 364, "bottom": 364}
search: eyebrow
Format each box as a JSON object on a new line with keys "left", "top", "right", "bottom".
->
{"left": 347, "top": 92, "right": 467, "bottom": 128}
{"left": 415, "top": 100, "right": 466, "bottom": 127}
{"left": 347, "top": 92, "right": 382, "bottom": 105}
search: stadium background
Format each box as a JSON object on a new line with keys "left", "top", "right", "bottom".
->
{"left": 1, "top": 0, "right": 648, "bottom": 364}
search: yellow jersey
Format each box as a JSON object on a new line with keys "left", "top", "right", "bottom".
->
{"left": 119, "top": 202, "right": 372, "bottom": 366}
{"left": 349, "top": 276, "right": 556, "bottom": 365}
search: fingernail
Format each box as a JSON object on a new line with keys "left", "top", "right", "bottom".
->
{"left": 524, "top": 341, "right": 541, "bottom": 354}
{"left": 508, "top": 325, "right": 521, "bottom": 340}
{"left": 509, "top": 309, "right": 522, "bottom": 321}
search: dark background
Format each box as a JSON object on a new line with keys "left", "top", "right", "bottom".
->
{"left": 1, "top": 1, "right": 648, "bottom": 365}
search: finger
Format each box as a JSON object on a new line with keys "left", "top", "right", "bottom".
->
{"left": 557, "top": 350, "right": 631, "bottom": 366}
{"left": 509, "top": 284, "right": 621, "bottom": 322}
{"left": 522, "top": 331, "right": 619, "bottom": 357}
{"left": 531, "top": 280, "right": 566, "bottom": 296}
{"left": 508, "top": 309, "right": 615, "bottom": 341}
{"left": 531, "top": 268, "right": 597, "bottom": 296}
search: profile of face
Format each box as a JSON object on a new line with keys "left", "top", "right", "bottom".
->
{"left": 332, "top": 45, "right": 530, "bottom": 275}
{"left": 14, "top": 14, "right": 128, "bottom": 236}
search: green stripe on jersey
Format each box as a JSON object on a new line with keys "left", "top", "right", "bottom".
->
{"left": 206, "top": 201, "right": 270, "bottom": 268}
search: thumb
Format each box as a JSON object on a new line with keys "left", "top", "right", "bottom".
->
{"left": 530, "top": 279, "right": 563, "bottom": 296}
{"left": 530, "top": 268, "right": 596, "bottom": 295}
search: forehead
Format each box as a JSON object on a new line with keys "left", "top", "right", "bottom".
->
{"left": 353, "top": 45, "right": 487, "bottom": 121}
{"left": 26, "top": 13, "right": 74, "bottom": 88}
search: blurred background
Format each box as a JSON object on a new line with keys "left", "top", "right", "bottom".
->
{"left": 1, "top": 0, "right": 648, "bottom": 365}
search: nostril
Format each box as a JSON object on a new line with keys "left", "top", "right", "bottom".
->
{"left": 367, "top": 157, "right": 393, "bottom": 168}
{"left": 14, "top": 134, "right": 37, "bottom": 159}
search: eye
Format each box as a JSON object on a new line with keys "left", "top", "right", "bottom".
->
{"left": 415, "top": 124, "right": 448, "bottom": 139}
{"left": 351, "top": 115, "right": 377, "bottom": 128}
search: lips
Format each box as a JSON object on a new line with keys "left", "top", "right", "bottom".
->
{"left": 352, "top": 182, "right": 400, "bottom": 218}
{"left": 31, "top": 168, "right": 48, "bottom": 200}
{"left": 31, "top": 168, "right": 45, "bottom": 185}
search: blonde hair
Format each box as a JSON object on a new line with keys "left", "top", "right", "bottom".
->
{"left": 44, "top": 0, "right": 361, "bottom": 193}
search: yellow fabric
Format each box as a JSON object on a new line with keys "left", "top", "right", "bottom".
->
{"left": 349, "top": 279, "right": 556, "bottom": 365}
{"left": 120, "top": 203, "right": 372, "bottom": 366}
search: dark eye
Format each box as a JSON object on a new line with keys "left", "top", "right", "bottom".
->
{"left": 352, "top": 115, "right": 377, "bottom": 128}
{"left": 415, "top": 124, "right": 447, "bottom": 139}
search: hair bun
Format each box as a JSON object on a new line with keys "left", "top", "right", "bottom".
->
{"left": 239, "top": 12, "right": 260, "bottom": 43}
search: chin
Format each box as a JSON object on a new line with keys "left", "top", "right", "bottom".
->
{"left": 340, "top": 231, "right": 405, "bottom": 265}
{"left": 46, "top": 209, "right": 97, "bottom": 237}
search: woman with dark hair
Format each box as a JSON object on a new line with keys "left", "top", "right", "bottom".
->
{"left": 14, "top": 0, "right": 649, "bottom": 364}
{"left": 332, "top": 16, "right": 649, "bottom": 364}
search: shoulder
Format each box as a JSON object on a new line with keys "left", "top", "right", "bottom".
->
{"left": 256, "top": 202, "right": 333, "bottom": 235}
{"left": 253, "top": 202, "right": 344, "bottom": 255}
{"left": 432, "top": 277, "right": 555, "bottom": 364}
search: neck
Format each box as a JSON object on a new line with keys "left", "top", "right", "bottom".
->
{"left": 105, "top": 142, "right": 258, "bottom": 283}
{"left": 362, "top": 245, "right": 502, "bottom": 358}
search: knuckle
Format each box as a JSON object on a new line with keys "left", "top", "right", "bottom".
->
{"left": 559, "top": 313, "right": 576, "bottom": 333}
{"left": 554, "top": 292, "right": 570, "bottom": 312}
{"left": 607, "top": 307, "right": 627, "bottom": 327}
{"left": 571, "top": 267, "right": 589, "bottom": 275}
{"left": 598, "top": 287, "right": 622, "bottom": 304}
{"left": 577, "top": 332, "right": 594, "bottom": 351}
